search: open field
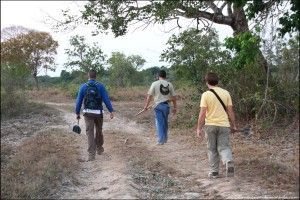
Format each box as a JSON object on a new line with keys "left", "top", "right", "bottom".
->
{"left": 1, "top": 87, "right": 298, "bottom": 198}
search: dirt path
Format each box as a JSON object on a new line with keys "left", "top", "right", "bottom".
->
{"left": 47, "top": 102, "right": 297, "bottom": 199}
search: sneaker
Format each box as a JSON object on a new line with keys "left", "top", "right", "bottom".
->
{"left": 87, "top": 155, "right": 95, "bottom": 161}
{"left": 208, "top": 172, "right": 219, "bottom": 179}
{"left": 97, "top": 147, "right": 104, "bottom": 155}
{"left": 226, "top": 161, "right": 234, "bottom": 177}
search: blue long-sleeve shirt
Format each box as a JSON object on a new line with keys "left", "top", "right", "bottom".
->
{"left": 75, "top": 79, "right": 114, "bottom": 114}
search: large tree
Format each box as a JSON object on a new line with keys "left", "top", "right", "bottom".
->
{"left": 1, "top": 26, "right": 31, "bottom": 42}
{"left": 64, "top": 35, "right": 106, "bottom": 74}
{"left": 161, "top": 28, "right": 231, "bottom": 89}
{"left": 58, "top": 0, "right": 299, "bottom": 73}
{"left": 108, "top": 52, "right": 145, "bottom": 87}
{"left": 1, "top": 29, "right": 58, "bottom": 90}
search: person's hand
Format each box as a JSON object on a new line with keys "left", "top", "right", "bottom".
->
{"left": 110, "top": 112, "right": 114, "bottom": 119}
{"left": 76, "top": 114, "right": 80, "bottom": 120}
{"left": 172, "top": 108, "right": 177, "bottom": 115}
{"left": 143, "top": 106, "right": 149, "bottom": 111}
{"left": 230, "top": 125, "right": 237, "bottom": 134}
{"left": 196, "top": 127, "right": 205, "bottom": 142}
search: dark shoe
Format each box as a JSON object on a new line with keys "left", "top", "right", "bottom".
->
{"left": 87, "top": 155, "right": 95, "bottom": 161}
{"left": 97, "top": 147, "right": 104, "bottom": 155}
{"left": 226, "top": 161, "right": 234, "bottom": 177}
{"left": 208, "top": 172, "right": 219, "bottom": 179}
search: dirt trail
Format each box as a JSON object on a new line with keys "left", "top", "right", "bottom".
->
{"left": 47, "top": 102, "right": 296, "bottom": 199}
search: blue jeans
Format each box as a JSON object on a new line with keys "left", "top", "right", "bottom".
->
{"left": 154, "top": 102, "right": 170, "bottom": 144}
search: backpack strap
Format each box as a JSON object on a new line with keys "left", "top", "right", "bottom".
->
{"left": 86, "top": 81, "right": 97, "bottom": 86}
{"left": 209, "top": 89, "right": 227, "bottom": 112}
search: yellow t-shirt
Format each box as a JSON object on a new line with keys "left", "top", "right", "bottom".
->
{"left": 200, "top": 87, "right": 232, "bottom": 127}
{"left": 148, "top": 79, "right": 175, "bottom": 108}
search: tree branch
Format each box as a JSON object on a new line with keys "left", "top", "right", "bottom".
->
{"left": 220, "top": 2, "right": 227, "bottom": 13}
{"left": 227, "top": 2, "right": 233, "bottom": 17}
{"left": 177, "top": 4, "right": 233, "bottom": 26}
{"left": 205, "top": 1, "right": 221, "bottom": 14}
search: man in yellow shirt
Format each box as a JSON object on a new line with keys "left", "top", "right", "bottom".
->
{"left": 196, "top": 72, "right": 237, "bottom": 178}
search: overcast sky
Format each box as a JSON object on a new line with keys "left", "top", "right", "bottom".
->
{"left": 1, "top": 1, "right": 233, "bottom": 77}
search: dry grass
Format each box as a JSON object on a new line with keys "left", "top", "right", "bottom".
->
{"left": 1, "top": 129, "right": 79, "bottom": 199}
{"left": 1, "top": 97, "right": 79, "bottom": 199}
{"left": 109, "top": 86, "right": 148, "bottom": 102}
{"left": 106, "top": 131, "right": 213, "bottom": 199}
{"left": 112, "top": 86, "right": 299, "bottom": 197}
{"left": 24, "top": 87, "right": 74, "bottom": 103}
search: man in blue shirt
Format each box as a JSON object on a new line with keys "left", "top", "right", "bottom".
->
{"left": 75, "top": 69, "right": 114, "bottom": 161}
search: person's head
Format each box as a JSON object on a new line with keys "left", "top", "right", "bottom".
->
{"left": 88, "top": 69, "right": 97, "bottom": 80}
{"left": 158, "top": 70, "right": 167, "bottom": 79}
{"left": 205, "top": 72, "right": 219, "bottom": 86}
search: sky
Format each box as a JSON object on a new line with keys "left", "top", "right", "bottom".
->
{"left": 1, "top": 1, "right": 233, "bottom": 77}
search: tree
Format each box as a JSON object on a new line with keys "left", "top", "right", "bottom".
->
{"left": 1, "top": 29, "right": 58, "bottom": 90}
{"left": 64, "top": 35, "right": 106, "bottom": 75}
{"left": 128, "top": 55, "right": 146, "bottom": 71}
{"left": 60, "top": 70, "right": 72, "bottom": 82}
{"left": 1, "top": 25, "right": 31, "bottom": 42}
{"left": 161, "top": 28, "right": 231, "bottom": 89}
{"left": 59, "top": 0, "right": 299, "bottom": 73}
{"left": 108, "top": 52, "right": 145, "bottom": 87}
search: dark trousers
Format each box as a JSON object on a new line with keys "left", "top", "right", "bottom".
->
{"left": 84, "top": 113, "right": 103, "bottom": 156}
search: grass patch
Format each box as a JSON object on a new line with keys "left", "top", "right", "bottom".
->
{"left": 1, "top": 129, "right": 79, "bottom": 199}
{"left": 108, "top": 86, "right": 148, "bottom": 102}
{"left": 25, "top": 86, "right": 74, "bottom": 103}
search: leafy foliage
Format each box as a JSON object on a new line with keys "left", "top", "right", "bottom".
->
{"left": 224, "top": 31, "right": 261, "bottom": 69}
{"left": 60, "top": 0, "right": 300, "bottom": 38}
{"left": 161, "top": 28, "right": 231, "bottom": 90}
{"left": 64, "top": 35, "right": 106, "bottom": 74}
{"left": 1, "top": 28, "right": 58, "bottom": 90}
{"left": 108, "top": 52, "right": 145, "bottom": 87}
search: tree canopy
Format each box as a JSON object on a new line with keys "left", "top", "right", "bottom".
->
{"left": 108, "top": 52, "right": 146, "bottom": 87}
{"left": 58, "top": 0, "right": 299, "bottom": 73}
{"left": 1, "top": 28, "right": 58, "bottom": 90}
{"left": 161, "top": 28, "right": 231, "bottom": 88}
{"left": 64, "top": 35, "right": 106, "bottom": 74}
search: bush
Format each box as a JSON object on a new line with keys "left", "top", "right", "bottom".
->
{"left": 1, "top": 90, "right": 27, "bottom": 119}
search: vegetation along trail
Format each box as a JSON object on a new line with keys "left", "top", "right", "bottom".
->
{"left": 45, "top": 101, "right": 298, "bottom": 199}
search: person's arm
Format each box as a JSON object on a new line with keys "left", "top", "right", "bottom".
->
{"left": 171, "top": 95, "right": 177, "bottom": 115}
{"left": 143, "top": 83, "right": 155, "bottom": 110}
{"left": 99, "top": 85, "right": 114, "bottom": 119}
{"left": 227, "top": 105, "right": 237, "bottom": 131}
{"left": 143, "top": 94, "right": 153, "bottom": 110}
{"left": 75, "top": 84, "right": 85, "bottom": 119}
{"left": 169, "top": 83, "right": 177, "bottom": 115}
{"left": 196, "top": 107, "right": 207, "bottom": 141}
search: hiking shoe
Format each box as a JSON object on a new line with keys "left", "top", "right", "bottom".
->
{"left": 226, "top": 161, "right": 234, "bottom": 177}
{"left": 87, "top": 155, "right": 95, "bottom": 162}
{"left": 97, "top": 147, "right": 104, "bottom": 155}
{"left": 208, "top": 172, "right": 219, "bottom": 179}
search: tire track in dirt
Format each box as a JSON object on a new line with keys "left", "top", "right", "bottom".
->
{"left": 48, "top": 102, "right": 294, "bottom": 199}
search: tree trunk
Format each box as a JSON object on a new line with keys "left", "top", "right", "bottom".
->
{"left": 33, "top": 69, "right": 39, "bottom": 90}
{"left": 230, "top": 6, "right": 268, "bottom": 73}
{"left": 34, "top": 75, "right": 39, "bottom": 91}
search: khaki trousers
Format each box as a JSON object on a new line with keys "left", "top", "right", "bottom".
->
{"left": 204, "top": 125, "right": 233, "bottom": 173}
{"left": 84, "top": 113, "right": 103, "bottom": 156}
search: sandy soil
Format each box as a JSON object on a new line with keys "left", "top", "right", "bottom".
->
{"left": 45, "top": 102, "right": 298, "bottom": 199}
